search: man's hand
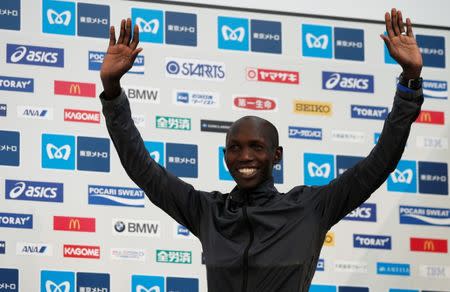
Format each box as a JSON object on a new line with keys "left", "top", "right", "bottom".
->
{"left": 100, "top": 18, "right": 142, "bottom": 99}
{"left": 381, "top": 8, "right": 423, "bottom": 79}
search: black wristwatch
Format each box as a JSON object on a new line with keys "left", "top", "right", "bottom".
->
{"left": 398, "top": 73, "right": 423, "bottom": 90}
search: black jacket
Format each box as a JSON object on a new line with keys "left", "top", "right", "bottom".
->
{"left": 101, "top": 86, "right": 423, "bottom": 292}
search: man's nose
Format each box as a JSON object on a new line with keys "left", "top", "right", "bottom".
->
{"left": 239, "top": 147, "right": 254, "bottom": 161}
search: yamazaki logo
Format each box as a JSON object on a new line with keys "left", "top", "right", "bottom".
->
{"left": 64, "top": 109, "right": 100, "bottom": 123}
{"left": 233, "top": 96, "right": 277, "bottom": 111}
{"left": 246, "top": 67, "right": 299, "bottom": 84}
{"left": 54, "top": 80, "right": 96, "bottom": 97}
{"left": 415, "top": 110, "right": 445, "bottom": 125}
{"left": 63, "top": 244, "right": 100, "bottom": 259}
{"left": 410, "top": 237, "right": 447, "bottom": 253}
{"left": 53, "top": 216, "right": 96, "bottom": 232}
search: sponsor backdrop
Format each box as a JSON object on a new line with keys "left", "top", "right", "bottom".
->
{"left": 0, "top": 0, "right": 449, "bottom": 291}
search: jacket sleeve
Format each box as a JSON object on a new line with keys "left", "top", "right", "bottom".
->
{"left": 316, "top": 87, "right": 423, "bottom": 230}
{"left": 100, "top": 90, "right": 209, "bottom": 237}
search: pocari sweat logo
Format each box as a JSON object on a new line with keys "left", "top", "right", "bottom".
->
{"left": 343, "top": 203, "right": 377, "bottom": 222}
{"left": 42, "top": 0, "right": 75, "bottom": 35}
{"left": 322, "top": 72, "right": 373, "bottom": 93}
{"left": 399, "top": 205, "right": 450, "bottom": 227}
{"left": 0, "top": 268, "right": 18, "bottom": 292}
{"left": 5, "top": 179, "right": 63, "bottom": 203}
{"left": 351, "top": 105, "right": 388, "bottom": 120}
{"left": 353, "top": 234, "right": 391, "bottom": 249}
{"left": 7, "top": 44, "right": 64, "bottom": 67}
{"left": 165, "top": 58, "right": 225, "bottom": 81}
{"left": 304, "top": 153, "right": 335, "bottom": 186}
{"left": 423, "top": 79, "right": 447, "bottom": 99}
{"left": 88, "top": 185, "right": 145, "bottom": 208}
{"left": 132, "top": 8, "right": 163, "bottom": 43}
{"left": 302, "top": 24, "right": 332, "bottom": 58}
{"left": 40, "top": 270, "right": 74, "bottom": 292}
{"left": 387, "top": 160, "right": 417, "bottom": 193}
{"left": 131, "top": 275, "right": 164, "bottom": 292}
{"left": 41, "top": 134, "right": 75, "bottom": 170}
{"left": 144, "top": 141, "right": 164, "bottom": 167}
{"left": 0, "top": 0, "right": 21, "bottom": 31}
{"left": 218, "top": 16, "right": 249, "bottom": 51}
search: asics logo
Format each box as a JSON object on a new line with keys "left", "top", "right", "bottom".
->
{"left": 221, "top": 25, "right": 245, "bottom": 42}
{"left": 47, "top": 9, "right": 71, "bottom": 26}
{"left": 10, "top": 46, "right": 27, "bottom": 63}
{"left": 8, "top": 182, "right": 26, "bottom": 199}
{"left": 391, "top": 169, "right": 413, "bottom": 184}
{"left": 45, "top": 280, "right": 70, "bottom": 292}
{"left": 136, "top": 17, "right": 159, "bottom": 33}
{"left": 305, "top": 33, "right": 328, "bottom": 49}
{"left": 325, "top": 73, "right": 341, "bottom": 89}
{"left": 149, "top": 151, "right": 160, "bottom": 163}
{"left": 136, "top": 285, "right": 160, "bottom": 292}
{"left": 307, "top": 162, "right": 331, "bottom": 178}
{"left": 46, "top": 143, "right": 71, "bottom": 160}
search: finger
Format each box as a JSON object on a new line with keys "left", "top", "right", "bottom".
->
{"left": 130, "top": 24, "right": 140, "bottom": 51}
{"left": 406, "top": 18, "right": 414, "bottom": 37}
{"left": 398, "top": 10, "right": 405, "bottom": 34}
{"left": 392, "top": 8, "right": 401, "bottom": 35}
{"left": 385, "top": 12, "right": 394, "bottom": 38}
{"left": 130, "top": 48, "right": 143, "bottom": 65}
{"left": 123, "top": 18, "right": 132, "bottom": 45}
{"left": 108, "top": 26, "right": 116, "bottom": 46}
{"left": 117, "top": 19, "right": 126, "bottom": 44}
{"left": 380, "top": 34, "right": 392, "bottom": 50}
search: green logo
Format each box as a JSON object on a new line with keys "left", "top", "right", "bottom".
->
{"left": 155, "top": 116, "right": 191, "bottom": 130}
{"left": 156, "top": 249, "right": 192, "bottom": 264}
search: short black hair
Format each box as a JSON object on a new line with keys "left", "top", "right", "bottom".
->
{"left": 226, "top": 116, "right": 279, "bottom": 149}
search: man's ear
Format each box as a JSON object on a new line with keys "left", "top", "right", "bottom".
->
{"left": 273, "top": 146, "right": 283, "bottom": 164}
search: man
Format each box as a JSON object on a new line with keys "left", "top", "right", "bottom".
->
{"left": 100, "top": 8, "right": 423, "bottom": 292}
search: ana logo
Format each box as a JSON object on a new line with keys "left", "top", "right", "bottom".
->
{"left": 16, "top": 242, "right": 52, "bottom": 256}
{"left": 77, "top": 3, "right": 110, "bottom": 38}
{"left": 123, "top": 86, "right": 160, "bottom": 104}
{"left": 132, "top": 275, "right": 164, "bottom": 292}
{"left": 322, "top": 72, "right": 373, "bottom": 93}
{"left": 354, "top": 234, "right": 391, "bottom": 249}
{"left": 351, "top": 105, "right": 388, "bottom": 120}
{"left": 132, "top": 8, "right": 163, "bottom": 43}
{"left": 288, "top": 126, "right": 322, "bottom": 140}
{"left": 88, "top": 185, "right": 145, "bottom": 208}
{"left": 63, "top": 244, "right": 100, "bottom": 259}
{"left": 5, "top": 179, "right": 63, "bottom": 203}
{"left": 54, "top": 80, "right": 96, "bottom": 98}
{"left": 334, "top": 27, "right": 365, "bottom": 61}
{"left": 304, "top": 153, "right": 335, "bottom": 186}
{"left": 64, "top": 109, "right": 100, "bottom": 123}
{"left": 165, "top": 11, "right": 197, "bottom": 46}
{"left": 415, "top": 110, "right": 445, "bottom": 125}
{"left": 165, "top": 58, "right": 225, "bottom": 81}
{"left": 294, "top": 101, "right": 332, "bottom": 116}
{"left": 423, "top": 79, "right": 447, "bottom": 99}
{"left": 416, "top": 34, "right": 446, "bottom": 68}
{"left": 233, "top": 96, "right": 277, "bottom": 111}
{"left": 166, "top": 143, "right": 198, "bottom": 178}
{"left": 250, "top": 19, "right": 282, "bottom": 54}
{"left": 343, "top": 203, "right": 377, "bottom": 222}
{"left": 0, "top": 76, "right": 34, "bottom": 92}
{"left": 0, "top": 0, "right": 21, "bottom": 30}
{"left": 0, "top": 130, "right": 20, "bottom": 166}
{"left": 53, "top": 216, "right": 95, "bottom": 232}
{"left": 17, "top": 106, "right": 53, "bottom": 120}
{"left": 0, "top": 268, "right": 18, "bottom": 291}
{"left": 113, "top": 219, "right": 160, "bottom": 237}
{"left": 7, "top": 44, "right": 64, "bottom": 67}
{"left": 411, "top": 237, "right": 448, "bottom": 253}
{"left": 42, "top": 0, "right": 75, "bottom": 35}
{"left": 387, "top": 160, "right": 417, "bottom": 193}
{"left": 418, "top": 161, "right": 448, "bottom": 195}
{"left": 0, "top": 212, "right": 33, "bottom": 229}
{"left": 302, "top": 24, "right": 332, "bottom": 58}
{"left": 41, "top": 270, "right": 74, "bottom": 292}
{"left": 246, "top": 67, "right": 299, "bottom": 84}
{"left": 399, "top": 205, "right": 450, "bottom": 227}
{"left": 218, "top": 16, "right": 249, "bottom": 51}
{"left": 377, "top": 262, "right": 410, "bottom": 276}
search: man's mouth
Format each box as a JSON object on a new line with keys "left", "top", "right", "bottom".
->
{"left": 237, "top": 167, "right": 257, "bottom": 177}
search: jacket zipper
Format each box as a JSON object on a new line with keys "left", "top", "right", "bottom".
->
{"left": 242, "top": 203, "right": 254, "bottom": 292}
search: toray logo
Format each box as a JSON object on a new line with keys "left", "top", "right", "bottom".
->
{"left": 40, "top": 270, "right": 74, "bottom": 292}
{"left": 423, "top": 79, "right": 447, "bottom": 99}
{"left": 302, "top": 24, "right": 332, "bottom": 58}
{"left": 5, "top": 179, "right": 64, "bottom": 203}
{"left": 132, "top": 275, "right": 164, "bottom": 292}
{"left": 399, "top": 205, "right": 450, "bottom": 227}
{"left": 343, "top": 203, "right": 377, "bottom": 222}
{"left": 0, "top": 76, "right": 34, "bottom": 92}
{"left": 0, "top": 0, "right": 21, "bottom": 31}
{"left": 353, "top": 234, "right": 392, "bottom": 249}
{"left": 387, "top": 160, "right": 417, "bottom": 193}
{"left": 0, "top": 268, "right": 18, "bottom": 291}
{"left": 132, "top": 8, "right": 163, "bottom": 43}
{"left": 304, "top": 153, "right": 335, "bottom": 186}
{"left": 0, "top": 212, "right": 33, "bottom": 229}
{"left": 42, "top": 0, "right": 75, "bottom": 35}
{"left": 351, "top": 105, "right": 388, "bottom": 120}
{"left": 322, "top": 72, "right": 374, "bottom": 93}
{"left": 7, "top": 44, "right": 64, "bottom": 67}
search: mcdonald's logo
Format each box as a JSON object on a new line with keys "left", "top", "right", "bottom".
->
{"left": 415, "top": 110, "right": 445, "bottom": 125}
{"left": 54, "top": 80, "right": 96, "bottom": 98}
{"left": 53, "top": 216, "right": 96, "bottom": 232}
{"left": 323, "top": 231, "right": 335, "bottom": 246}
{"left": 410, "top": 237, "right": 447, "bottom": 253}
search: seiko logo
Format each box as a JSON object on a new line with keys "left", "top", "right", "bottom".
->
{"left": 47, "top": 9, "right": 71, "bottom": 26}
{"left": 222, "top": 25, "right": 245, "bottom": 42}
{"left": 294, "top": 101, "right": 332, "bottom": 116}
{"left": 305, "top": 33, "right": 328, "bottom": 49}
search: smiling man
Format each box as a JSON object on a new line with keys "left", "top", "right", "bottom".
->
{"left": 100, "top": 8, "right": 423, "bottom": 292}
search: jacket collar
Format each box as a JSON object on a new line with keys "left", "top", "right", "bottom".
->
{"left": 229, "top": 178, "right": 278, "bottom": 206}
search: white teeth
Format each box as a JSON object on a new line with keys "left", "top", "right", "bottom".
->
{"left": 238, "top": 168, "right": 256, "bottom": 175}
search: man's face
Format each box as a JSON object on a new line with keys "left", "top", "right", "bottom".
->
{"left": 224, "top": 119, "right": 282, "bottom": 190}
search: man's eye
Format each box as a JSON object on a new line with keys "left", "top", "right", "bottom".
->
{"left": 253, "top": 145, "right": 263, "bottom": 151}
